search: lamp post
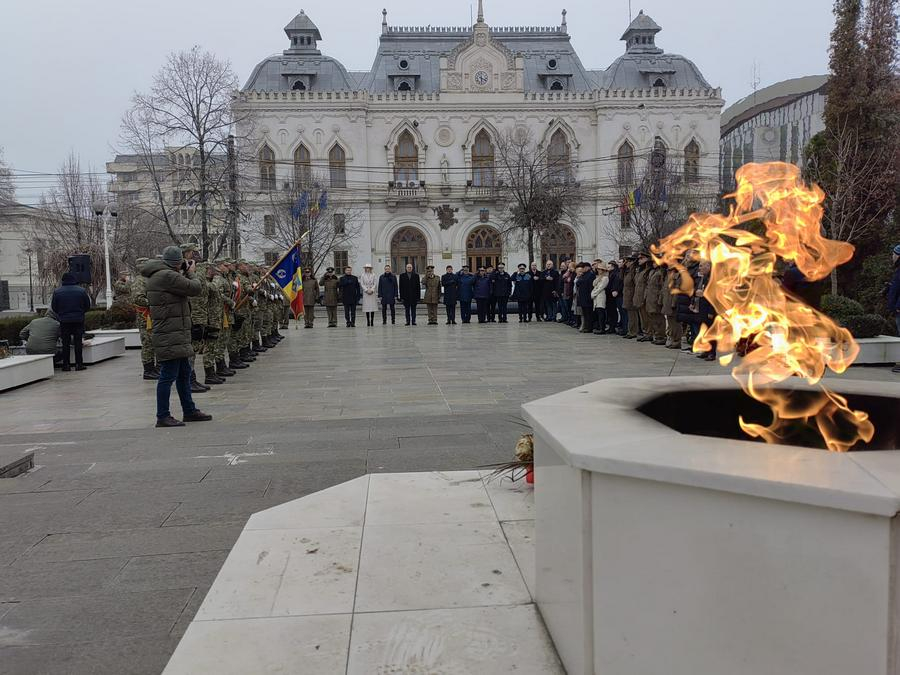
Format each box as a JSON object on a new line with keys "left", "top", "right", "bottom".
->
{"left": 24, "top": 246, "right": 34, "bottom": 312}
{"left": 92, "top": 201, "right": 117, "bottom": 308}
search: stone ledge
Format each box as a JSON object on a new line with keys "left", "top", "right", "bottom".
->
{"left": 0, "top": 354, "right": 54, "bottom": 392}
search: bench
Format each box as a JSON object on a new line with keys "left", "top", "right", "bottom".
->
{"left": 70, "top": 336, "right": 126, "bottom": 364}
{"left": 89, "top": 328, "right": 141, "bottom": 349}
{"left": 0, "top": 354, "right": 54, "bottom": 392}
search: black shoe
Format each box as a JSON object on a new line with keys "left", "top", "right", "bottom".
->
{"left": 216, "top": 360, "right": 235, "bottom": 377}
{"left": 204, "top": 367, "right": 224, "bottom": 385}
{"left": 143, "top": 362, "right": 159, "bottom": 380}
{"left": 228, "top": 354, "right": 249, "bottom": 369}
{"left": 75, "top": 365, "right": 86, "bottom": 371}
{"left": 304, "top": 324, "right": 312, "bottom": 328}
{"left": 183, "top": 409, "right": 213, "bottom": 422}
{"left": 61, "top": 366, "right": 71, "bottom": 372}
{"left": 156, "top": 415, "right": 185, "bottom": 428}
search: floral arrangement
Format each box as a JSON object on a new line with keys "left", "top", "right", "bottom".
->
{"left": 482, "top": 433, "right": 534, "bottom": 484}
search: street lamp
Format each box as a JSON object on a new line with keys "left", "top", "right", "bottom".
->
{"left": 24, "top": 246, "right": 34, "bottom": 312}
{"left": 92, "top": 201, "right": 117, "bottom": 308}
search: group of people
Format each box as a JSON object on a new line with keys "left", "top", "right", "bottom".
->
{"left": 297, "top": 257, "right": 714, "bottom": 356}
{"left": 18, "top": 272, "right": 92, "bottom": 370}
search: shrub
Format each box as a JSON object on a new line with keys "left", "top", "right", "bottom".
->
{"left": 84, "top": 306, "right": 135, "bottom": 330}
{"left": 843, "top": 314, "right": 891, "bottom": 339}
{"left": 0, "top": 315, "right": 36, "bottom": 345}
{"left": 821, "top": 294, "right": 865, "bottom": 323}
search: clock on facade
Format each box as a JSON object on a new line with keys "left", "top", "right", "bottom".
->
{"left": 473, "top": 70, "right": 489, "bottom": 86}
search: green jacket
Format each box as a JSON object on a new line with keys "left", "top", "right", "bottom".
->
{"left": 131, "top": 274, "right": 149, "bottom": 308}
{"left": 19, "top": 314, "right": 60, "bottom": 354}
{"left": 207, "top": 273, "right": 224, "bottom": 329}
{"left": 644, "top": 267, "right": 664, "bottom": 314}
{"left": 142, "top": 259, "right": 201, "bottom": 361}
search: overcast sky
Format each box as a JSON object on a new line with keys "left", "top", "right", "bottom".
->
{"left": 0, "top": 0, "right": 833, "bottom": 203}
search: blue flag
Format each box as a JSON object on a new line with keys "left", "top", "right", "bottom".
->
{"left": 318, "top": 190, "right": 328, "bottom": 211}
{"left": 291, "top": 191, "right": 309, "bottom": 219}
{"left": 270, "top": 245, "right": 304, "bottom": 318}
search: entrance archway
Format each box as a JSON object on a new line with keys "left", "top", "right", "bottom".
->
{"left": 466, "top": 225, "right": 502, "bottom": 271}
{"left": 541, "top": 225, "right": 576, "bottom": 268}
{"left": 390, "top": 226, "right": 428, "bottom": 273}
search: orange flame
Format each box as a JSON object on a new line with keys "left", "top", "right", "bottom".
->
{"left": 653, "top": 162, "right": 875, "bottom": 452}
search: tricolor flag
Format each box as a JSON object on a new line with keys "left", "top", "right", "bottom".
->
{"left": 271, "top": 245, "right": 304, "bottom": 318}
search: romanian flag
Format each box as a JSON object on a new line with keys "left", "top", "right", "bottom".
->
{"left": 271, "top": 244, "right": 304, "bottom": 318}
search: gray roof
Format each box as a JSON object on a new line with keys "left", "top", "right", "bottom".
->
{"left": 721, "top": 75, "right": 828, "bottom": 133}
{"left": 284, "top": 11, "right": 322, "bottom": 40}
{"left": 242, "top": 10, "right": 713, "bottom": 93}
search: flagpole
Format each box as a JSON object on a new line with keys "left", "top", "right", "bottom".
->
{"left": 234, "top": 231, "right": 309, "bottom": 311}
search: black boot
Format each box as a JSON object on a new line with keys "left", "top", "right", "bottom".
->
{"left": 143, "top": 362, "right": 159, "bottom": 380}
{"left": 253, "top": 340, "right": 268, "bottom": 353}
{"left": 204, "top": 366, "right": 225, "bottom": 385}
{"left": 240, "top": 347, "right": 256, "bottom": 362}
{"left": 190, "top": 371, "right": 209, "bottom": 393}
{"left": 216, "top": 359, "right": 235, "bottom": 377}
{"left": 228, "top": 353, "right": 249, "bottom": 369}
{"left": 150, "top": 362, "right": 161, "bottom": 376}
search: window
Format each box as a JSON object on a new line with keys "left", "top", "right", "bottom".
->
{"left": 548, "top": 58, "right": 558, "bottom": 69}
{"left": 329, "top": 144, "right": 347, "bottom": 188}
{"left": 617, "top": 141, "right": 634, "bottom": 185}
{"left": 333, "top": 249, "right": 349, "bottom": 271}
{"left": 651, "top": 137, "right": 667, "bottom": 169}
{"left": 684, "top": 140, "right": 700, "bottom": 183}
{"left": 399, "top": 59, "right": 409, "bottom": 70}
{"left": 653, "top": 78, "right": 666, "bottom": 88}
{"left": 293, "top": 144, "right": 311, "bottom": 187}
{"left": 550, "top": 80, "right": 564, "bottom": 91}
{"left": 264, "top": 251, "right": 279, "bottom": 266}
{"left": 292, "top": 80, "right": 306, "bottom": 91}
{"left": 263, "top": 215, "right": 275, "bottom": 236}
{"left": 397, "top": 81, "right": 412, "bottom": 92}
{"left": 472, "top": 129, "right": 495, "bottom": 187}
{"left": 394, "top": 130, "right": 418, "bottom": 183}
{"left": 548, "top": 129, "right": 570, "bottom": 182}
{"left": 258, "top": 144, "right": 276, "bottom": 191}
{"left": 333, "top": 213, "right": 346, "bottom": 234}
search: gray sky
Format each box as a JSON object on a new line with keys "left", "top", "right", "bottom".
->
{"left": 0, "top": 0, "right": 833, "bottom": 203}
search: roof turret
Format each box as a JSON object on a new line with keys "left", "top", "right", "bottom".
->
{"left": 620, "top": 9, "right": 662, "bottom": 55}
{"left": 284, "top": 10, "right": 322, "bottom": 54}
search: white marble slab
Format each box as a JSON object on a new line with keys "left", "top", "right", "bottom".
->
{"left": 347, "top": 605, "right": 563, "bottom": 674}
{"left": 245, "top": 474, "right": 368, "bottom": 530}
{"left": 854, "top": 335, "right": 900, "bottom": 364}
{"left": 0, "top": 354, "right": 54, "bottom": 392}
{"left": 89, "top": 328, "right": 141, "bottom": 348}
{"left": 163, "top": 614, "right": 351, "bottom": 675}
{"left": 501, "top": 519, "right": 535, "bottom": 599}
{"left": 70, "top": 336, "right": 126, "bottom": 364}
{"left": 366, "top": 470, "right": 494, "bottom": 525}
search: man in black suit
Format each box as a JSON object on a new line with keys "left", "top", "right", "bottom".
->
{"left": 398, "top": 263, "right": 420, "bottom": 326}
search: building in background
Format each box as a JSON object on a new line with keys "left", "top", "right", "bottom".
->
{"left": 720, "top": 75, "right": 828, "bottom": 192}
{"left": 0, "top": 198, "right": 63, "bottom": 311}
{"left": 234, "top": 5, "right": 722, "bottom": 270}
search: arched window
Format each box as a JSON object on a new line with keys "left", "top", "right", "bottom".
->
{"left": 550, "top": 80, "right": 563, "bottom": 91}
{"left": 653, "top": 78, "right": 666, "bottom": 89}
{"left": 397, "top": 81, "right": 411, "bottom": 92}
{"left": 548, "top": 129, "right": 570, "bottom": 182}
{"left": 651, "top": 137, "right": 667, "bottom": 168}
{"left": 684, "top": 140, "right": 700, "bottom": 183}
{"left": 617, "top": 141, "right": 634, "bottom": 185}
{"left": 258, "top": 145, "right": 275, "bottom": 191}
{"left": 394, "top": 130, "right": 418, "bottom": 184}
{"left": 328, "top": 144, "right": 346, "bottom": 188}
{"left": 293, "top": 144, "right": 311, "bottom": 187}
{"left": 466, "top": 225, "right": 502, "bottom": 271}
{"left": 292, "top": 80, "right": 306, "bottom": 91}
{"left": 472, "top": 129, "right": 494, "bottom": 187}
{"left": 391, "top": 226, "right": 428, "bottom": 273}
{"left": 540, "top": 225, "right": 576, "bottom": 268}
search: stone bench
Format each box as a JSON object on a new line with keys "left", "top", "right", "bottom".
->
{"left": 89, "top": 328, "right": 141, "bottom": 349}
{"left": 70, "top": 336, "right": 126, "bottom": 364}
{"left": 0, "top": 354, "right": 54, "bottom": 392}
{"left": 853, "top": 335, "right": 900, "bottom": 365}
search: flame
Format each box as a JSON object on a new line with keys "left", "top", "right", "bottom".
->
{"left": 653, "top": 162, "right": 874, "bottom": 452}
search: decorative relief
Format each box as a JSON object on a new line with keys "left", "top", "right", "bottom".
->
{"left": 435, "top": 126, "right": 455, "bottom": 147}
{"left": 447, "top": 73, "right": 462, "bottom": 90}
{"left": 501, "top": 73, "right": 516, "bottom": 90}
{"left": 475, "top": 32, "right": 488, "bottom": 47}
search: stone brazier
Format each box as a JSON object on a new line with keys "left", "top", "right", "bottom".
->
{"left": 522, "top": 375, "right": 900, "bottom": 675}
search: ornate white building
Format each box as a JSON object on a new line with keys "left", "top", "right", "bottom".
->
{"left": 235, "top": 4, "right": 722, "bottom": 272}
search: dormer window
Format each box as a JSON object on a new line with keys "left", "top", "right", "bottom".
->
{"left": 548, "top": 58, "right": 558, "bottom": 70}
{"left": 397, "top": 81, "right": 412, "bottom": 92}
{"left": 399, "top": 59, "right": 409, "bottom": 70}
{"left": 292, "top": 37, "right": 298, "bottom": 45}
{"left": 550, "top": 80, "right": 564, "bottom": 91}
{"left": 652, "top": 78, "right": 666, "bottom": 88}
{"left": 292, "top": 80, "right": 307, "bottom": 91}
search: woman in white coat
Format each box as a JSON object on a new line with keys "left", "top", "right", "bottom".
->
{"left": 590, "top": 262, "right": 610, "bottom": 335}
{"left": 360, "top": 263, "right": 378, "bottom": 327}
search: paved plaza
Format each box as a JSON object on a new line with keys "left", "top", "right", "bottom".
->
{"left": 0, "top": 322, "right": 894, "bottom": 674}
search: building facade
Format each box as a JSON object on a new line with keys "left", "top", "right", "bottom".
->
{"left": 720, "top": 75, "right": 827, "bottom": 191}
{"left": 0, "top": 198, "right": 59, "bottom": 311}
{"left": 235, "top": 4, "right": 723, "bottom": 271}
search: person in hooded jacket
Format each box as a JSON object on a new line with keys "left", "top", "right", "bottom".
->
{"left": 51, "top": 272, "right": 91, "bottom": 371}
{"left": 511, "top": 264, "right": 533, "bottom": 323}
{"left": 457, "top": 266, "right": 476, "bottom": 323}
{"left": 142, "top": 246, "right": 212, "bottom": 427}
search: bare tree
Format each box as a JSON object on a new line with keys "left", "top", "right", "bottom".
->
{"left": 493, "top": 127, "right": 586, "bottom": 262}
{"left": 0, "top": 146, "right": 14, "bottom": 201}
{"left": 605, "top": 144, "right": 718, "bottom": 252}
{"left": 246, "top": 172, "right": 364, "bottom": 276}
{"left": 805, "top": 122, "right": 897, "bottom": 294}
{"left": 127, "top": 45, "right": 246, "bottom": 259}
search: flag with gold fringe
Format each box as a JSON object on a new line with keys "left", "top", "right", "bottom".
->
{"left": 271, "top": 244, "right": 304, "bottom": 318}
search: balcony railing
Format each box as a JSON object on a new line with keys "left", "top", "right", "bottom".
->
{"left": 385, "top": 181, "right": 428, "bottom": 206}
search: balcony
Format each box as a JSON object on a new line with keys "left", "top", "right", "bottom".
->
{"left": 464, "top": 183, "right": 497, "bottom": 203}
{"left": 385, "top": 181, "right": 428, "bottom": 208}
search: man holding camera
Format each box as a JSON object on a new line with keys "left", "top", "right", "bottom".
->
{"left": 142, "top": 246, "right": 212, "bottom": 428}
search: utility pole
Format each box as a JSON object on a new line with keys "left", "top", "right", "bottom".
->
{"left": 227, "top": 134, "right": 240, "bottom": 258}
{"left": 25, "top": 247, "right": 34, "bottom": 312}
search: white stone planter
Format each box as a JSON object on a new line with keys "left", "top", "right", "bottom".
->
{"left": 0, "top": 354, "right": 54, "bottom": 391}
{"left": 853, "top": 335, "right": 900, "bottom": 365}
{"left": 523, "top": 375, "right": 900, "bottom": 675}
{"left": 71, "top": 336, "right": 126, "bottom": 364}
{"left": 89, "top": 328, "right": 141, "bottom": 349}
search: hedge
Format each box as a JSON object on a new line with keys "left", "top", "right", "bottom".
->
{"left": 1, "top": 305, "right": 137, "bottom": 346}
{"left": 821, "top": 294, "right": 893, "bottom": 339}
{"left": 0, "top": 316, "right": 36, "bottom": 345}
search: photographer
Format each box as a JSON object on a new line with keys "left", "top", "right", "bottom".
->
{"left": 141, "top": 246, "right": 213, "bottom": 428}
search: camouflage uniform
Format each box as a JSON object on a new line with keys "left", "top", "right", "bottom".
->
{"left": 131, "top": 258, "right": 157, "bottom": 377}
{"left": 190, "top": 262, "right": 214, "bottom": 370}
{"left": 212, "top": 264, "right": 235, "bottom": 375}
{"left": 235, "top": 263, "right": 254, "bottom": 361}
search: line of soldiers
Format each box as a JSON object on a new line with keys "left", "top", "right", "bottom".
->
{"left": 116, "top": 244, "right": 290, "bottom": 390}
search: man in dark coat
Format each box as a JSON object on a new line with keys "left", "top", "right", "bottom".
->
{"left": 377, "top": 264, "right": 399, "bottom": 325}
{"left": 606, "top": 261, "right": 623, "bottom": 333}
{"left": 142, "top": 246, "right": 212, "bottom": 427}
{"left": 337, "top": 266, "right": 362, "bottom": 327}
{"left": 457, "top": 265, "right": 476, "bottom": 324}
{"left": 529, "top": 262, "right": 542, "bottom": 321}
{"left": 540, "top": 261, "right": 560, "bottom": 321}
{"left": 511, "top": 264, "right": 533, "bottom": 323}
{"left": 473, "top": 267, "right": 492, "bottom": 323}
{"left": 490, "top": 263, "right": 513, "bottom": 323}
{"left": 398, "top": 263, "right": 420, "bottom": 326}
{"left": 440, "top": 265, "right": 459, "bottom": 325}
{"left": 575, "top": 262, "right": 597, "bottom": 333}
{"left": 51, "top": 272, "right": 91, "bottom": 371}
{"left": 484, "top": 266, "right": 497, "bottom": 321}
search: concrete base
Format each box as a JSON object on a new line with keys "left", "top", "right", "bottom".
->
{"left": 163, "top": 471, "right": 560, "bottom": 674}
{"left": 853, "top": 335, "right": 900, "bottom": 365}
{"left": 0, "top": 451, "right": 34, "bottom": 478}
{"left": 89, "top": 328, "right": 141, "bottom": 349}
{"left": 70, "top": 336, "right": 125, "bottom": 364}
{"left": 0, "top": 354, "right": 54, "bottom": 392}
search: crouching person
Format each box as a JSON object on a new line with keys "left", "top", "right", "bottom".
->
{"left": 142, "top": 246, "right": 213, "bottom": 428}
{"left": 19, "top": 309, "right": 61, "bottom": 363}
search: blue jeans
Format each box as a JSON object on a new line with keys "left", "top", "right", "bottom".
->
{"left": 157, "top": 357, "right": 196, "bottom": 419}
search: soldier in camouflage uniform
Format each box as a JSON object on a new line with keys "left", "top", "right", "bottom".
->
{"left": 249, "top": 265, "right": 266, "bottom": 354}
{"left": 181, "top": 243, "right": 210, "bottom": 393}
{"left": 131, "top": 258, "right": 158, "bottom": 380}
{"left": 201, "top": 262, "right": 227, "bottom": 385}
{"left": 227, "top": 261, "right": 250, "bottom": 369}
{"left": 235, "top": 261, "right": 256, "bottom": 365}
{"left": 213, "top": 260, "right": 236, "bottom": 378}
{"left": 112, "top": 272, "right": 131, "bottom": 308}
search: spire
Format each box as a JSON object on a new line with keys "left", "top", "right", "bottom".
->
{"left": 561, "top": 8, "right": 567, "bottom": 33}
{"left": 382, "top": 8, "right": 387, "bottom": 34}
{"left": 477, "top": 0, "right": 484, "bottom": 23}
